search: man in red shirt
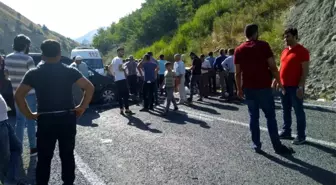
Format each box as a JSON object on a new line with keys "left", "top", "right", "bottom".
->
{"left": 272, "top": 28, "right": 310, "bottom": 145}
{"left": 234, "top": 24, "right": 294, "bottom": 155}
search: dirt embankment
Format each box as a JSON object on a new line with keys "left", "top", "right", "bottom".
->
{"left": 286, "top": 0, "right": 336, "bottom": 100}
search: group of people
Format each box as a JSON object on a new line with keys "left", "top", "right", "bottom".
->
{"left": 0, "top": 23, "right": 310, "bottom": 185}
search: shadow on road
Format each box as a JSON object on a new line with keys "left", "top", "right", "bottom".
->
{"left": 186, "top": 103, "right": 220, "bottom": 115}
{"left": 122, "top": 114, "right": 162, "bottom": 133}
{"left": 195, "top": 101, "right": 239, "bottom": 111}
{"left": 261, "top": 152, "right": 336, "bottom": 185}
{"left": 150, "top": 107, "right": 210, "bottom": 129}
{"left": 305, "top": 141, "right": 336, "bottom": 157}
{"left": 77, "top": 109, "right": 100, "bottom": 127}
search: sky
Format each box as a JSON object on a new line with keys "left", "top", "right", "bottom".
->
{"left": 1, "top": 0, "right": 145, "bottom": 39}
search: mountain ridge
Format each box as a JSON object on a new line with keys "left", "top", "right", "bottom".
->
{"left": 75, "top": 29, "right": 98, "bottom": 45}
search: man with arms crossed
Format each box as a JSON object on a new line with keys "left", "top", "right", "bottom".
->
{"left": 174, "top": 54, "right": 186, "bottom": 104}
{"left": 234, "top": 24, "right": 294, "bottom": 154}
{"left": 15, "top": 40, "right": 94, "bottom": 185}
{"left": 272, "top": 28, "right": 310, "bottom": 145}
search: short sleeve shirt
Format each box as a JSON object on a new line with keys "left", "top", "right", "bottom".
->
{"left": 234, "top": 40, "right": 274, "bottom": 89}
{"left": 142, "top": 62, "right": 157, "bottom": 82}
{"left": 192, "top": 58, "right": 202, "bottom": 75}
{"left": 110, "top": 57, "right": 126, "bottom": 81}
{"left": 280, "top": 44, "right": 310, "bottom": 86}
{"left": 21, "top": 62, "right": 83, "bottom": 112}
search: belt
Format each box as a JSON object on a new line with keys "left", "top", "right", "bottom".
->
{"left": 39, "top": 110, "right": 74, "bottom": 115}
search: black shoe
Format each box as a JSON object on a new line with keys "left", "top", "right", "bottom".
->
{"left": 174, "top": 107, "right": 178, "bottom": 111}
{"left": 139, "top": 108, "right": 149, "bottom": 112}
{"left": 279, "top": 131, "right": 293, "bottom": 140}
{"left": 292, "top": 137, "right": 306, "bottom": 145}
{"left": 275, "top": 145, "right": 295, "bottom": 155}
{"left": 125, "top": 110, "right": 135, "bottom": 115}
{"left": 149, "top": 107, "right": 154, "bottom": 111}
{"left": 120, "top": 110, "right": 124, "bottom": 115}
{"left": 197, "top": 98, "right": 203, "bottom": 101}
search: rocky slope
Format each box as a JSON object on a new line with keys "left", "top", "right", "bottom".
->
{"left": 0, "top": 2, "right": 78, "bottom": 57}
{"left": 286, "top": 0, "right": 336, "bottom": 100}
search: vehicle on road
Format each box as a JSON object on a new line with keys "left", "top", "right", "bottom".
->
{"left": 70, "top": 46, "right": 105, "bottom": 75}
{"left": 29, "top": 53, "right": 117, "bottom": 104}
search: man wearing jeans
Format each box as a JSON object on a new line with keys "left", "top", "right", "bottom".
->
{"left": 234, "top": 24, "right": 294, "bottom": 155}
{"left": 273, "top": 28, "right": 310, "bottom": 145}
{"left": 5, "top": 34, "right": 37, "bottom": 182}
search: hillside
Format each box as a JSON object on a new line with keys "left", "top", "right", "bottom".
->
{"left": 0, "top": 2, "right": 78, "bottom": 56}
{"left": 94, "top": 0, "right": 336, "bottom": 100}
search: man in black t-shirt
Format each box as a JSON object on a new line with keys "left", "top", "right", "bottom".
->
{"left": 14, "top": 40, "right": 94, "bottom": 185}
{"left": 188, "top": 52, "right": 203, "bottom": 102}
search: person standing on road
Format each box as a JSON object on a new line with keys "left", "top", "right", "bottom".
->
{"left": 158, "top": 54, "right": 167, "bottom": 96}
{"left": 14, "top": 39, "right": 95, "bottom": 185}
{"left": 188, "top": 52, "right": 203, "bottom": 103}
{"left": 174, "top": 54, "right": 186, "bottom": 104}
{"left": 222, "top": 48, "right": 236, "bottom": 101}
{"left": 147, "top": 52, "right": 159, "bottom": 105}
{"left": 124, "top": 55, "right": 139, "bottom": 102}
{"left": 272, "top": 28, "right": 310, "bottom": 145}
{"left": 200, "top": 54, "right": 211, "bottom": 98}
{"left": 4, "top": 34, "right": 38, "bottom": 182}
{"left": 162, "top": 62, "right": 178, "bottom": 115}
{"left": 0, "top": 94, "right": 22, "bottom": 185}
{"left": 214, "top": 49, "right": 227, "bottom": 99}
{"left": 234, "top": 24, "right": 294, "bottom": 154}
{"left": 206, "top": 52, "right": 216, "bottom": 94}
{"left": 70, "top": 56, "right": 89, "bottom": 106}
{"left": 109, "top": 47, "right": 134, "bottom": 115}
{"left": 138, "top": 54, "right": 158, "bottom": 111}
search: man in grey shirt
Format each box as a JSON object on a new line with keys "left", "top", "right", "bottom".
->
{"left": 124, "top": 55, "right": 138, "bottom": 100}
{"left": 15, "top": 39, "right": 94, "bottom": 185}
{"left": 70, "top": 56, "right": 89, "bottom": 106}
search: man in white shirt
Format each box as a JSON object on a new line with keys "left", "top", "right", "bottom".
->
{"left": 173, "top": 54, "right": 186, "bottom": 104}
{"left": 109, "top": 47, "right": 134, "bottom": 115}
{"left": 71, "top": 56, "right": 89, "bottom": 106}
{"left": 0, "top": 94, "right": 21, "bottom": 184}
{"left": 201, "top": 54, "right": 211, "bottom": 98}
{"left": 222, "top": 48, "right": 236, "bottom": 100}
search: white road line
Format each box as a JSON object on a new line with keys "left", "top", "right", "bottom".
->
{"left": 74, "top": 151, "right": 107, "bottom": 185}
{"left": 182, "top": 109, "right": 336, "bottom": 149}
{"left": 274, "top": 100, "right": 335, "bottom": 109}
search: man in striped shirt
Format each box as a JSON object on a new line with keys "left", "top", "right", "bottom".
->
{"left": 4, "top": 34, "right": 37, "bottom": 183}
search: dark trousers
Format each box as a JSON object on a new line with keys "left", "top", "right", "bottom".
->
{"left": 281, "top": 86, "right": 306, "bottom": 139}
{"left": 201, "top": 73, "right": 209, "bottom": 97}
{"left": 158, "top": 74, "right": 165, "bottom": 95}
{"left": 189, "top": 74, "right": 202, "bottom": 100}
{"left": 208, "top": 70, "right": 216, "bottom": 93}
{"left": 227, "top": 73, "right": 235, "bottom": 98}
{"left": 127, "top": 75, "right": 138, "bottom": 96}
{"left": 153, "top": 79, "right": 158, "bottom": 104}
{"left": 36, "top": 112, "right": 77, "bottom": 185}
{"left": 244, "top": 88, "right": 282, "bottom": 150}
{"left": 116, "top": 79, "right": 130, "bottom": 110}
{"left": 143, "top": 82, "right": 155, "bottom": 109}
{"left": 137, "top": 77, "right": 144, "bottom": 100}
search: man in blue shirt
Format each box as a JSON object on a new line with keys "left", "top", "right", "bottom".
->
{"left": 206, "top": 52, "right": 216, "bottom": 94}
{"left": 158, "top": 54, "right": 167, "bottom": 96}
{"left": 214, "top": 49, "right": 227, "bottom": 98}
{"left": 138, "top": 54, "right": 158, "bottom": 111}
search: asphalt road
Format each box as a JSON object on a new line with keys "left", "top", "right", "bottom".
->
{"left": 21, "top": 96, "right": 336, "bottom": 185}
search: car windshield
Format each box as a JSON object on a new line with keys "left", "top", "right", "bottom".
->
{"left": 82, "top": 59, "right": 104, "bottom": 70}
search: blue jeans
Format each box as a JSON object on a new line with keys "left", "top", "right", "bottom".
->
{"left": 13, "top": 94, "right": 37, "bottom": 150}
{"left": 281, "top": 86, "right": 306, "bottom": 139}
{"left": 0, "top": 120, "right": 22, "bottom": 184}
{"left": 244, "top": 88, "right": 282, "bottom": 150}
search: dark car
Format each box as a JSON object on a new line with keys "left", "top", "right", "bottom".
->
{"left": 28, "top": 53, "right": 116, "bottom": 104}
